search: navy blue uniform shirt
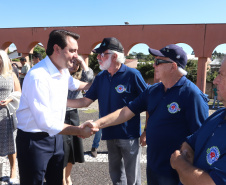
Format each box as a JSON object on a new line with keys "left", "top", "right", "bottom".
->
{"left": 128, "top": 76, "right": 209, "bottom": 177}
{"left": 185, "top": 108, "right": 226, "bottom": 185}
{"left": 85, "top": 64, "right": 147, "bottom": 140}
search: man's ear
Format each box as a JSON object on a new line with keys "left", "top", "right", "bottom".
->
{"left": 171, "top": 62, "right": 178, "bottom": 71}
{"left": 53, "top": 44, "right": 60, "bottom": 54}
{"left": 112, "top": 53, "right": 117, "bottom": 61}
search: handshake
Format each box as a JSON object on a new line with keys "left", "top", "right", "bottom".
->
{"left": 78, "top": 120, "right": 99, "bottom": 138}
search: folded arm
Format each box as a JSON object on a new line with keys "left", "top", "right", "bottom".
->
{"left": 170, "top": 142, "right": 215, "bottom": 185}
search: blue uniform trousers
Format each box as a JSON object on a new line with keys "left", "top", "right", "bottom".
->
{"left": 16, "top": 129, "right": 64, "bottom": 185}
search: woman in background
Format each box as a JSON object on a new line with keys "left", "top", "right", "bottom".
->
{"left": 0, "top": 50, "right": 21, "bottom": 184}
{"left": 63, "top": 56, "right": 94, "bottom": 185}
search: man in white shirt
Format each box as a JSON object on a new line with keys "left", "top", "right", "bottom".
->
{"left": 16, "top": 30, "right": 97, "bottom": 185}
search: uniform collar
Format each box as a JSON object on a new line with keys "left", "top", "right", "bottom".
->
{"left": 173, "top": 75, "right": 186, "bottom": 87}
{"left": 105, "top": 63, "right": 126, "bottom": 76}
{"left": 161, "top": 75, "right": 186, "bottom": 92}
{"left": 117, "top": 63, "right": 126, "bottom": 73}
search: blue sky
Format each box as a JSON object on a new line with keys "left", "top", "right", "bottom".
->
{"left": 1, "top": 0, "right": 226, "bottom": 54}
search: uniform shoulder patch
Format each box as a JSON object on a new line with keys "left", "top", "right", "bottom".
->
{"left": 206, "top": 146, "right": 220, "bottom": 165}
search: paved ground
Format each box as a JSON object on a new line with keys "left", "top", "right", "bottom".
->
{"left": 0, "top": 100, "right": 220, "bottom": 185}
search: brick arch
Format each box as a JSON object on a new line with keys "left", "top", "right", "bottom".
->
{"left": 125, "top": 42, "right": 149, "bottom": 56}
{"left": 27, "top": 42, "right": 44, "bottom": 53}
{"left": 1, "top": 42, "right": 13, "bottom": 52}
{"left": 88, "top": 41, "right": 102, "bottom": 54}
{"left": 208, "top": 43, "right": 226, "bottom": 56}
{"left": 175, "top": 43, "right": 195, "bottom": 55}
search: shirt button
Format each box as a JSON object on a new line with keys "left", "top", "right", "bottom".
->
{"left": 212, "top": 133, "right": 214, "bottom": 136}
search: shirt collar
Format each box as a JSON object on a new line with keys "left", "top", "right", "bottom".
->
{"left": 161, "top": 75, "right": 186, "bottom": 92}
{"left": 45, "top": 56, "right": 69, "bottom": 77}
{"left": 104, "top": 63, "right": 126, "bottom": 76}
{"left": 173, "top": 75, "right": 186, "bottom": 87}
{"left": 117, "top": 64, "right": 126, "bottom": 73}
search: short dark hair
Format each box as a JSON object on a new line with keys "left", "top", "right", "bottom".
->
{"left": 46, "top": 30, "right": 80, "bottom": 56}
{"left": 33, "top": 53, "right": 43, "bottom": 61}
{"left": 12, "top": 63, "right": 19, "bottom": 68}
{"left": 20, "top": 57, "right": 26, "bottom": 62}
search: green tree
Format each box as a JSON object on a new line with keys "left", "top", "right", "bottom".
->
{"left": 185, "top": 60, "right": 198, "bottom": 83}
{"left": 136, "top": 61, "right": 154, "bottom": 80}
{"left": 206, "top": 71, "right": 218, "bottom": 82}
{"left": 136, "top": 52, "right": 147, "bottom": 62}
{"left": 126, "top": 53, "right": 136, "bottom": 59}
{"left": 33, "top": 45, "right": 46, "bottom": 59}
{"left": 88, "top": 53, "right": 101, "bottom": 74}
{"left": 144, "top": 54, "right": 155, "bottom": 62}
{"left": 212, "top": 50, "right": 225, "bottom": 60}
{"left": 184, "top": 59, "right": 219, "bottom": 83}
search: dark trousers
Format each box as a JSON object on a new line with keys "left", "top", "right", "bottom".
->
{"left": 16, "top": 129, "right": 64, "bottom": 185}
{"left": 146, "top": 165, "right": 179, "bottom": 185}
{"left": 20, "top": 78, "right": 24, "bottom": 89}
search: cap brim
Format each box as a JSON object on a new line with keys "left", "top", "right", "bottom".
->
{"left": 92, "top": 47, "right": 107, "bottom": 54}
{"left": 148, "top": 48, "right": 165, "bottom": 57}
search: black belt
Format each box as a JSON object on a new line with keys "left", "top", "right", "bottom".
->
{"left": 18, "top": 129, "right": 49, "bottom": 137}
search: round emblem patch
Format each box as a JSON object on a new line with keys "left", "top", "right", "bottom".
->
{"left": 115, "top": 85, "right": 126, "bottom": 93}
{"left": 167, "top": 102, "right": 181, "bottom": 114}
{"left": 206, "top": 146, "right": 220, "bottom": 165}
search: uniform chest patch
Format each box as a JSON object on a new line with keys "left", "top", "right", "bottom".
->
{"left": 167, "top": 102, "right": 181, "bottom": 114}
{"left": 206, "top": 146, "right": 220, "bottom": 165}
{"left": 115, "top": 85, "right": 126, "bottom": 93}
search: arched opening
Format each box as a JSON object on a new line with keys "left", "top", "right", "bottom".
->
{"left": 207, "top": 44, "right": 226, "bottom": 100}
{"left": 209, "top": 43, "right": 226, "bottom": 81}
{"left": 30, "top": 43, "right": 46, "bottom": 66}
{"left": 176, "top": 43, "right": 196, "bottom": 57}
{"left": 7, "top": 43, "right": 23, "bottom": 69}
{"left": 212, "top": 44, "right": 226, "bottom": 61}
{"left": 176, "top": 43, "right": 198, "bottom": 84}
{"left": 128, "top": 43, "right": 150, "bottom": 61}
{"left": 129, "top": 43, "right": 154, "bottom": 85}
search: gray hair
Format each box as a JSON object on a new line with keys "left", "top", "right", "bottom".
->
{"left": 110, "top": 50, "right": 125, "bottom": 64}
{"left": 168, "top": 58, "right": 188, "bottom": 76}
{"left": 178, "top": 67, "right": 187, "bottom": 76}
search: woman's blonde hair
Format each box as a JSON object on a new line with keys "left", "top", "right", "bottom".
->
{"left": 0, "top": 50, "right": 12, "bottom": 77}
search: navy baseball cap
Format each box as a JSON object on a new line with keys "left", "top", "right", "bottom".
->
{"left": 148, "top": 44, "right": 187, "bottom": 69}
{"left": 93, "top": 37, "right": 124, "bottom": 53}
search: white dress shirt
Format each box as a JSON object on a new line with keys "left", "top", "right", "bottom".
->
{"left": 16, "top": 56, "right": 80, "bottom": 136}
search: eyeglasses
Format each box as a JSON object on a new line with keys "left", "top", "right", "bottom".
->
{"left": 100, "top": 53, "right": 113, "bottom": 58}
{"left": 154, "top": 59, "right": 173, "bottom": 66}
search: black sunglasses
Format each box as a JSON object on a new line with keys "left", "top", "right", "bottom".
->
{"left": 154, "top": 59, "right": 173, "bottom": 65}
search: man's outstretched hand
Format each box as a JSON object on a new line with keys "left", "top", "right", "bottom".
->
{"left": 78, "top": 120, "right": 99, "bottom": 138}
